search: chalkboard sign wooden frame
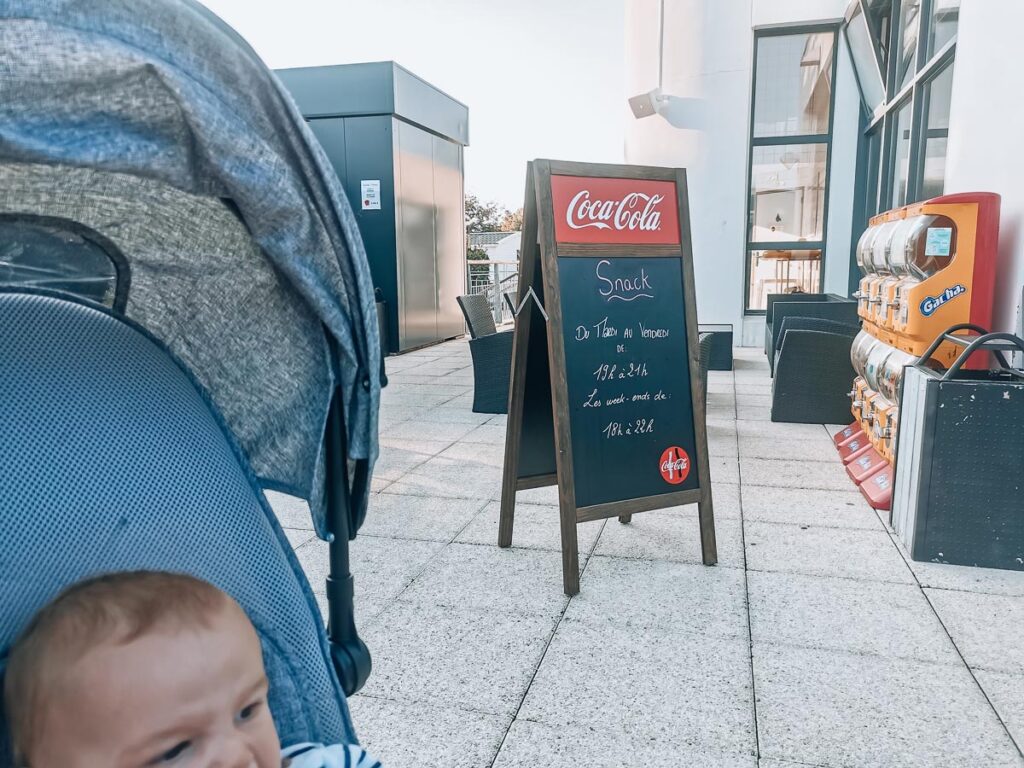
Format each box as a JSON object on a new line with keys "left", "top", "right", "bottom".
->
{"left": 499, "top": 160, "right": 716, "bottom": 595}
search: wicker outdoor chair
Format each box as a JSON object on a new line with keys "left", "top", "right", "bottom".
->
{"left": 457, "top": 294, "right": 513, "bottom": 413}
{"left": 698, "top": 331, "right": 713, "bottom": 405}
{"left": 770, "top": 317, "right": 860, "bottom": 424}
{"left": 764, "top": 293, "right": 857, "bottom": 375}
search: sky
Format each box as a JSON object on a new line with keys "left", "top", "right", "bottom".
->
{"left": 199, "top": 0, "right": 627, "bottom": 211}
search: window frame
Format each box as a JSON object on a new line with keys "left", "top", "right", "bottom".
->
{"left": 850, "top": 0, "right": 957, "bottom": 217}
{"left": 743, "top": 23, "right": 841, "bottom": 315}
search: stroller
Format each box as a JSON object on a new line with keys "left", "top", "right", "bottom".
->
{"left": 0, "top": 0, "right": 382, "bottom": 759}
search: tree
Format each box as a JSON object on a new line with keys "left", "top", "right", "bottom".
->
{"left": 464, "top": 194, "right": 504, "bottom": 233}
{"left": 500, "top": 208, "right": 523, "bottom": 232}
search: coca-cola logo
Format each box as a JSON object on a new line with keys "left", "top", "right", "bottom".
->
{"left": 659, "top": 446, "right": 690, "bottom": 485}
{"left": 551, "top": 175, "right": 680, "bottom": 245}
{"left": 566, "top": 190, "right": 665, "bottom": 233}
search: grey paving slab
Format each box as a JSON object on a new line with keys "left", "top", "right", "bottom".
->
{"left": 383, "top": 371, "right": 452, "bottom": 384}
{"left": 295, "top": 535, "right": 444, "bottom": 620}
{"left": 738, "top": 435, "right": 842, "bottom": 463}
{"left": 380, "top": 418, "right": 480, "bottom": 445}
{"left": 518, "top": 619, "right": 756, "bottom": 755}
{"left": 360, "top": 600, "right": 556, "bottom": 716}
{"left": 741, "top": 484, "right": 881, "bottom": 530}
{"left": 391, "top": 382, "right": 472, "bottom": 396}
{"left": 406, "top": 362, "right": 471, "bottom": 376}
{"left": 754, "top": 643, "right": 1023, "bottom": 768}
{"left": 707, "top": 481, "right": 742, "bottom": 518}
{"left": 492, "top": 720, "right": 757, "bottom": 768}
{"left": 570, "top": 555, "right": 748, "bottom": 637}
{"left": 744, "top": 521, "right": 915, "bottom": 584}
{"left": 594, "top": 510, "right": 745, "bottom": 568}
{"left": 736, "top": 392, "right": 772, "bottom": 408}
{"left": 376, "top": 403, "right": 422, "bottom": 423}
{"left": 735, "top": 420, "right": 829, "bottom": 439}
{"left": 736, "top": 405, "right": 772, "bottom": 421}
{"left": 706, "top": 391, "right": 736, "bottom": 407}
{"left": 384, "top": 357, "right": 432, "bottom": 373}
{"left": 282, "top": 527, "right": 316, "bottom": 550}
{"left": 926, "top": 589, "right": 1024, "bottom": 674}
{"left": 415, "top": 407, "right": 495, "bottom": 425}
{"left": 461, "top": 423, "right": 508, "bottom": 444}
{"left": 446, "top": 393, "right": 475, "bottom": 409}
{"left": 739, "top": 457, "right": 853, "bottom": 491}
{"left": 386, "top": 456, "right": 502, "bottom": 501}
{"left": 706, "top": 418, "right": 739, "bottom": 440}
{"left": 708, "top": 379, "right": 736, "bottom": 395}
{"left": 709, "top": 434, "right": 740, "bottom": 460}
{"left": 398, "top": 543, "right": 572, "bottom": 618}
{"left": 735, "top": 382, "right": 773, "bottom": 395}
{"left": 455, "top": 501, "right": 605, "bottom": 553}
{"left": 370, "top": 445, "right": 435, "bottom": 482}
{"left": 380, "top": 390, "right": 459, "bottom": 408}
{"left": 975, "top": 669, "right": 1024, "bottom": 749}
{"left": 514, "top": 483, "right": 560, "bottom": 505}
{"left": 907, "top": 558, "right": 1024, "bottom": 596}
{"left": 707, "top": 404, "right": 739, "bottom": 421}
{"left": 360, "top": 492, "right": 486, "bottom": 542}
{"left": 759, "top": 761, "right": 838, "bottom": 768}
{"left": 348, "top": 695, "right": 509, "bottom": 768}
{"left": 438, "top": 440, "right": 505, "bottom": 468}
{"left": 377, "top": 435, "right": 452, "bottom": 457}
{"left": 265, "top": 489, "right": 313, "bottom": 531}
{"left": 710, "top": 455, "right": 741, "bottom": 484}
{"left": 748, "top": 571, "right": 961, "bottom": 665}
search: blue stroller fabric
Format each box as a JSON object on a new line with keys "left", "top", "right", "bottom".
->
{"left": 0, "top": 291, "right": 357, "bottom": 762}
{"left": 0, "top": 0, "right": 382, "bottom": 534}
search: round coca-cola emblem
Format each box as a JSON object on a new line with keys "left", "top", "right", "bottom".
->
{"left": 659, "top": 446, "right": 690, "bottom": 485}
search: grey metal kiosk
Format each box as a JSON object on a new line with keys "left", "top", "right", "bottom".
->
{"left": 278, "top": 62, "right": 470, "bottom": 353}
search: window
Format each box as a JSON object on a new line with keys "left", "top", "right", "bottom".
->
{"left": 864, "top": 0, "right": 893, "bottom": 73}
{"left": 844, "top": 0, "right": 958, "bottom": 217}
{"left": 920, "top": 63, "right": 954, "bottom": 198}
{"left": 928, "top": 0, "right": 960, "bottom": 58}
{"left": 889, "top": 99, "right": 913, "bottom": 208}
{"left": 0, "top": 215, "right": 129, "bottom": 311}
{"left": 845, "top": 2, "right": 885, "bottom": 112}
{"left": 744, "top": 27, "right": 838, "bottom": 312}
{"left": 895, "top": 0, "right": 922, "bottom": 91}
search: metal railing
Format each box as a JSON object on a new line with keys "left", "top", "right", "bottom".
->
{"left": 467, "top": 259, "right": 518, "bottom": 325}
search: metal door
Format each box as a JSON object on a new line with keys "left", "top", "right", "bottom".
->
{"left": 433, "top": 135, "right": 466, "bottom": 340}
{"left": 395, "top": 120, "right": 438, "bottom": 350}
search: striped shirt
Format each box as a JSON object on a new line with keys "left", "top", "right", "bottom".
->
{"left": 282, "top": 743, "right": 382, "bottom": 767}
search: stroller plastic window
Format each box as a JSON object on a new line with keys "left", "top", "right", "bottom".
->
{"left": 0, "top": 214, "right": 130, "bottom": 312}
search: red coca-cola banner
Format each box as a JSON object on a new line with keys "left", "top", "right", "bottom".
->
{"left": 550, "top": 175, "right": 681, "bottom": 245}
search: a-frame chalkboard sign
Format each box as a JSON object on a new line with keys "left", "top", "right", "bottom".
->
{"left": 499, "top": 159, "right": 716, "bottom": 595}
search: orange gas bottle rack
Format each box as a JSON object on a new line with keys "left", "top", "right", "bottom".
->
{"left": 839, "top": 192, "right": 1000, "bottom": 512}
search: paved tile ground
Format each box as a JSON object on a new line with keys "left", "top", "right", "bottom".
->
{"left": 269, "top": 343, "right": 1024, "bottom": 768}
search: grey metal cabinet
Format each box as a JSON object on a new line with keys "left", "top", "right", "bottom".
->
{"left": 278, "top": 62, "right": 469, "bottom": 353}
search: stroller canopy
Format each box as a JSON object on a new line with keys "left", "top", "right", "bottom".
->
{"left": 0, "top": 0, "right": 381, "bottom": 534}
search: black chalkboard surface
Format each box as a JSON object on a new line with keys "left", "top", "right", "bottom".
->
{"left": 500, "top": 160, "right": 716, "bottom": 596}
{"left": 558, "top": 256, "right": 699, "bottom": 507}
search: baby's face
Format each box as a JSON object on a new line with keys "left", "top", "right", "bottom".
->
{"left": 28, "top": 601, "right": 281, "bottom": 768}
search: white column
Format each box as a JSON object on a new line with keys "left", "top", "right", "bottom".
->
{"left": 945, "top": 0, "right": 1024, "bottom": 333}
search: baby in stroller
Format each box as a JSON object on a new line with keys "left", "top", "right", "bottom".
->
{"left": 1, "top": 0, "right": 388, "bottom": 763}
{"left": 4, "top": 571, "right": 379, "bottom": 768}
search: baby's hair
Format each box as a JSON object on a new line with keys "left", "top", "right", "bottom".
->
{"left": 4, "top": 571, "right": 235, "bottom": 763}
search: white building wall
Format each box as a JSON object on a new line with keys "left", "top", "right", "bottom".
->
{"left": 625, "top": 0, "right": 855, "bottom": 345}
{"left": 945, "top": 0, "right": 1024, "bottom": 335}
